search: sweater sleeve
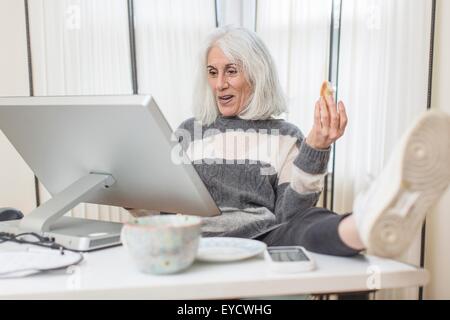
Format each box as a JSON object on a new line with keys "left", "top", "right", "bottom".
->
{"left": 274, "top": 137, "right": 331, "bottom": 223}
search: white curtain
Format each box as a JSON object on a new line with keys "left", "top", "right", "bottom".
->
{"left": 335, "top": 0, "right": 432, "bottom": 299}
{"left": 335, "top": 0, "right": 432, "bottom": 214}
{"left": 257, "top": 0, "right": 432, "bottom": 299}
{"left": 28, "top": 0, "right": 133, "bottom": 222}
{"left": 216, "top": 0, "right": 256, "bottom": 30}
{"left": 134, "top": 0, "right": 216, "bottom": 130}
{"left": 29, "top": 0, "right": 132, "bottom": 95}
{"left": 256, "top": 0, "right": 332, "bottom": 206}
{"left": 0, "top": 0, "right": 36, "bottom": 214}
{"left": 256, "top": 0, "right": 332, "bottom": 139}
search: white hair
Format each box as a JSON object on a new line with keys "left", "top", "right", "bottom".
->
{"left": 192, "top": 26, "right": 287, "bottom": 125}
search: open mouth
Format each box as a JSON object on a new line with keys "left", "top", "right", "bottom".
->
{"left": 218, "top": 95, "right": 234, "bottom": 105}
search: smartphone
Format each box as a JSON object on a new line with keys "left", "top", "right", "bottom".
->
{"left": 264, "top": 246, "right": 315, "bottom": 273}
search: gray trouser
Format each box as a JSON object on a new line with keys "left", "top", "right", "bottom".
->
{"left": 256, "top": 207, "right": 361, "bottom": 257}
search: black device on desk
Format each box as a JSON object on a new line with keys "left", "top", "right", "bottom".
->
{"left": 264, "top": 246, "right": 316, "bottom": 273}
{"left": 0, "top": 208, "right": 23, "bottom": 222}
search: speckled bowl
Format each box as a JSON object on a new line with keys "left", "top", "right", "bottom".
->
{"left": 121, "top": 215, "right": 202, "bottom": 275}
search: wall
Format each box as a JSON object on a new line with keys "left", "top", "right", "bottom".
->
{"left": 424, "top": 0, "right": 450, "bottom": 300}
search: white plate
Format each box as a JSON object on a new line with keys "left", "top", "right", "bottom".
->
{"left": 196, "top": 237, "right": 267, "bottom": 262}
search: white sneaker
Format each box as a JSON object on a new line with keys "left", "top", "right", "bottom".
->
{"left": 353, "top": 110, "right": 450, "bottom": 258}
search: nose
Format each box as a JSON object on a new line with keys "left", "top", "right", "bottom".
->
{"left": 216, "top": 73, "right": 229, "bottom": 91}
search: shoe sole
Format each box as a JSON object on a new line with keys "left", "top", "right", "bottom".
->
{"left": 368, "top": 111, "right": 450, "bottom": 258}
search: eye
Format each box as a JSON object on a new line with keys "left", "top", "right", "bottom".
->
{"left": 226, "top": 68, "right": 238, "bottom": 75}
{"left": 207, "top": 69, "right": 217, "bottom": 77}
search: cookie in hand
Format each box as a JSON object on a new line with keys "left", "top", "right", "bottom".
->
{"left": 320, "top": 81, "right": 334, "bottom": 99}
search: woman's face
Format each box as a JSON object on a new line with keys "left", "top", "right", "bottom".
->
{"left": 206, "top": 46, "right": 252, "bottom": 117}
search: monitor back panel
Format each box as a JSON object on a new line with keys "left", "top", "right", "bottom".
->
{"left": 0, "top": 95, "right": 220, "bottom": 217}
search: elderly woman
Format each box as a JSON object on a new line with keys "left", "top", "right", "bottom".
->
{"left": 176, "top": 26, "right": 449, "bottom": 258}
{"left": 175, "top": 26, "right": 361, "bottom": 257}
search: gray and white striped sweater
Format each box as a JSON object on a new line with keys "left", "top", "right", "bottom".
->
{"left": 175, "top": 116, "right": 331, "bottom": 239}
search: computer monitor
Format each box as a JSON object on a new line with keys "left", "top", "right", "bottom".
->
{"left": 0, "top": 95, "right": 220, "bottom": 251}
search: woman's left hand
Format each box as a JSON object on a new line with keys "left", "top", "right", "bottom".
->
{"left": 305, "top": 95, "right": 348, "bottom": 150}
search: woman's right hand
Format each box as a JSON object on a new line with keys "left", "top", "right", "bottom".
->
{"left": 305, "top": 95, "right": 348, "bottom": 150}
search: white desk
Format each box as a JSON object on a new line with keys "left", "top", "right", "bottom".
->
{"left": 0, "top": 243, "right": 429, "bottom": 300}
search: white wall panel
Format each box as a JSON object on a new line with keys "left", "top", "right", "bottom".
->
{"left": 425, "top": 0, "right": 450, "bottom": 300}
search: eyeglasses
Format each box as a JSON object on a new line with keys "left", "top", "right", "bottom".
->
{"left": 0, "top": 232, "right": 76, "bottom": 255}
{"left": 0, "top": 232, "right": 84, "bottom": 277}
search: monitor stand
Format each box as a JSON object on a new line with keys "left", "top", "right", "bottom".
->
{"left": 0, "top": 173, "right": 124, "bottom": 251}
